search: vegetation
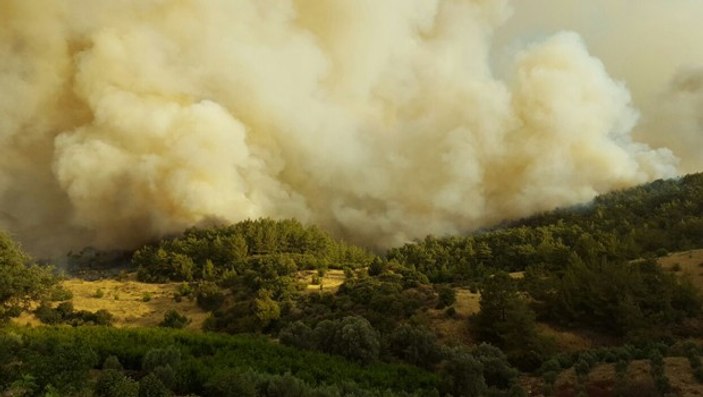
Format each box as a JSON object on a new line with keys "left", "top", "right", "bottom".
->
{"left": 0, "top": 326, "right": 440, "bottom": 396}
{"left": 2, "top": 173, "right": 703, "bottom": 395}
{"left": 34, "top": 301, "right": 114, "bottom": 326}
{"left": 134, "top": 218, "right": 373, "bottom": 283}
{"left": 0, "top": 231, "right": 55, "bottom": 321}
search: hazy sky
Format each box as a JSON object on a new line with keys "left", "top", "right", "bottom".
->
{"left": 0, "top": 0, "right": 700, "bottom": 254}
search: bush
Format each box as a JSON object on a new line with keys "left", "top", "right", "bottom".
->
{"left": 103, "top": 355, "right": 124, "bottom": 371}
{"left": 34, "top": 302, "right": 62, "bottom": 324}
{"left": 435, "top": 285, "right": 456, "bottom": 309}
{"left": 138, "top": 373, "right": 171, "bottom": 397}
{"left": 34, "top": 302, "right": 113, "bottom": 326}
{"left": 159, "top": 310, "right": 190, "bottom": 329}
{"left": 25, "top": 340, "right": 98, "bottom": 394}
{"left": 95, "top": 370, "right": 138, "bottom": 397}
{"left": 143, "top": 347, "right": 181, "bottom": 372}
{"left": 313, "top": 316, "right": 380, "bottom": 364}
{"left": 445, "top": 306, "right": 457, "bottom": 318}
{"left": 205, "top": 370, "right": 258, "bottom": 397}
{"left": 279, "top": 321, "right": 314, "bottom": 350}
{"left": 386, "top": 324, "right": 442, "bottom": 369}
{"left": 471, "top": 343, "right": 518, "bottom": 389}
{"left": 152, "top": 364, "right": 177, "bottom": 389}
{"left": 142, "top": 292, "right": 153, "bottom": 302}
{"left": 94, "top": 288, "right": 105, "bottom": 298}
{"left": 196, "top": 282, "right": 225, "bottom": 311}
{"left": 49, "top": 286, "right": 73, "bottom": 302}
{"left": 440, "top": 347, "right": 487, "bottom": 397}
{"left": 94, "top": 309, "right": 114, "bottom": 325}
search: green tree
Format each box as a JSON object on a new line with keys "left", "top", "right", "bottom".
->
{"left": 441, "top": 348, "right": 487, "bottom": 397}
{"left": 313, "top": 316, "right": 381, "bottom": 364}
{"left": 0, "top": 231, "right": 55, "bottom": 321}
{"left": 474, "top": 272, "right": 549, "bottom": 370}
{"left": 253, "top": 289, "right": 280, "bottom": 328}
{"left": 386, "top": 324, "right": 442, "bottom": 369}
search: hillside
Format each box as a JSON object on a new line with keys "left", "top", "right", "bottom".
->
{"left": 2, "top": 173, "right": 703, "bottom": 396}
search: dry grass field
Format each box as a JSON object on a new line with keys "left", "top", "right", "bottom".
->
{"left": 658, "top": 249, "right": 703, "bottom": 288}
{"left": 297, "top": 269, "right": 347, "bottom": 293}
{"left": 13, "top": 276, "right": 210, "bottom": 330}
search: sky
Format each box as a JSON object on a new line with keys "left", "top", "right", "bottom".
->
{"left": 0, "top": 0, "right": 701, "bottom": 255}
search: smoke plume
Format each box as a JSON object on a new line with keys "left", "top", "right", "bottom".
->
{"left": 0, "top": 0, "right": 697, "bottom": 255}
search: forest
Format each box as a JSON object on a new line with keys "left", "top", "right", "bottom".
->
{"left": 1, "top": 172, "right": 703, "bottom": 397}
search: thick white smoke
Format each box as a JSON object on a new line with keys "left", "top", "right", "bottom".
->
{"left": 496, "top": 0, "right": 703, "bottom": 172}
{"left": 0, "top": 0, "right": 694, "bottom": 255}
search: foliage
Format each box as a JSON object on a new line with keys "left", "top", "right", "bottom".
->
{"left": 280, "top": 316, "right": 387, "bottom": 364}
{"left": 159, "top": 310, "right": 191, "bottom": 329}
{"left": 139, "top": 373, "right": 171, "bottom": 397}
{"left": 95, "top": 369, "right": 139, "bottom": 397}
{"left": 474, "top": 272, "right": 552, "bottom": 370}
{"left": 1, "top": 326, "right": 439, "bottom": 395}
{"left": 0, "top": 231, "right": 55, "bottom": 321}
{"left": 435, "top": 284, "right": 456, "bottom": 309}
{"left": 440, "top": 347, "right": 487, "bottom": 397}
{"left": 48, "top": 285, "right": 73, "bottom": 301}
{"left": 388, "top": 173, "right": 703, "bottom": 283}
{"left": 34, "top": 301, "right": 114, "bottom": 326}
{"left": 134, "top": 218, "right": 373, "bottom": 283}
{"left": 527, "top": 256, "right": 702, "bottom": 337}
{"left": 386, "top": 324, "right": 442, "bottom": 369}
{"left": 196, "top": 282, "right": 225, "bottom": 311}
{"left": 313, "top": 316, "right": 381, "bottom": 364}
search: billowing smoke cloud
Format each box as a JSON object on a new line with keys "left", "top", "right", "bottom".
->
{"left": 0, "top": 0, "right": 694, "bottom": 255}
{"left": 496, "top": 0, "right": 703, "bottom": 172}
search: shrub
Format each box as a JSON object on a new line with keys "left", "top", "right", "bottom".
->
{"left": 279, "top": 321, "right": 314, "bottom": 350}
{"left": 205, "top": 370, "right": 258, "bottom": 397}
{"left": 435, "top": 285, "right": 456, "bottom": 309}
{"left": 103, "top": 355, "right": 124, "bottom": 371}
{"left": 471, "top": 343, "right": 518, "bottom": 389}
{"left": 159, "top": 310, "right": 190, "bottom": 329}
{"left": 445, "top": 306, "right": 457, "bottom": 318}
{"left": 49, "top": 286, "right": 73, "bottom": 302}
{"left": 176, "top": 283, "right": 194, "bottom": 299}
{"left": 138, "top": 373, "right": 171, "bottom": 397}
{"left": 386, "top": 324, "right": 442, "bottom": 369}
{"left": 93, "top": 310, "right": 115, "bottom": 326}
{"left": 196, "top": 282, "right": 225, "bottom": 311}
{"left": 440, "top": 347, "right": 487, "bottom": 397}
{"left": 34, "top": 302, "right": 62, "bottom": 324}
{"left": 143, "top": 347, "right": 181, "bottom": 372}
{"left": 313, "top": 316, "right": 380, "bottom": 364}
{"left": 152, "top": 365, "right": 177, "bottom": 389}
{"left": 142, "top": 292, "right": 153, "bottom": 302}
{"left": 94, "top": 288, "right": 105, "bottom": 298}
{"left": 95, "top": 370, "right": 138, "bottom": 397}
